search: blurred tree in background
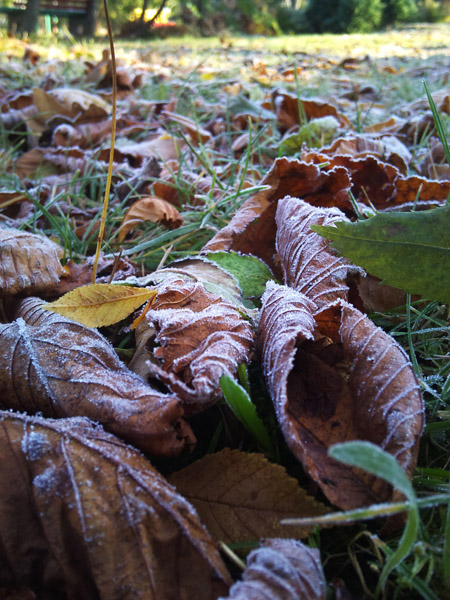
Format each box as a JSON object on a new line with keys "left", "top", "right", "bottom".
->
{"left": 103, "top": 0, "right": 450, "bottom": 36}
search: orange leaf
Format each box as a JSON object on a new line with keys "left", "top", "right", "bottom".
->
{"left": 118, "top": 196, "right": 183, "bottom": 242}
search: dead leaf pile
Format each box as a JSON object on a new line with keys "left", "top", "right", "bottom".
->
{"left": 1, "top": 40, "right": 448, "bottom": 598}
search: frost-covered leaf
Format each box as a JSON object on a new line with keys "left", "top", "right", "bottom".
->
{"left": 0, "top": 411, "right": 230, "bottom": 599}
{"left": 130, "top": 280, "right": 254, "bottom": 413}
{"left": 0, "top": 298, "right": 193, "bottom": 457}
{"left": 118, "top": 196, "right": 183, "bottom": 241}
{"left": 276, "top": 197, "right": 362, "bottom": 308}
{"left": 258, "top": 282, "right": 424, "bottom": 510}
{"left": 168, "top": 448, "right": 327, "bottom": 544}
{"left": 0, "top": 228, "right": 63, "bottom": 296}
{"left": 219, "top": 538, "right": 326, "bottom": 600}
{"left": 313, "top": 205, "right": 450, "bottom": 306}
{"left": 44, "top": 283, "right": 157, "bottom": 328}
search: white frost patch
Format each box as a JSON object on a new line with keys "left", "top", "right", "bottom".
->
{"left": 33, "top": 466, "right": 59, "bottom": 495}
{"left": 21, "top": 431, "right": 51, "bottom": 461}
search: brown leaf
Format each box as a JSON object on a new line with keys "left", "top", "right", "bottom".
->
{"left": 220, "top": 538, "right": 326, "bottom": 600}
{"left": 118, "top": 196, "right": 183, "bottom": 241}
{"left": 272, "top": 89, "right": 350, "bottom": 130}
{"left": 391, "top": 174, "right": 450, "bottom": 210}
{"left": 0, "top": 298, "right": 194, "bottom": 457}
{"left": 203, "top": 158, "right": 352, "bottom": 272}
{"left": 258, "top": 282, "right": 424, "bottom": 510}
{"left": 131, "top": 280, "right": 254, "bottom": 413}
{"left": 302, "top": 152, "right": 399, "bottom": 209}
{"left": 168, "top": 448, "right": 327, "bottom": 544}
{"left": 33, "top": 87, "right": 111, "bottom": 124}
{"left": 275, "top": 197, "right": 362, "bottom": 309}
{"left": 0, "top": 411, "right": 231, "bottom": 599}
{"left": 0, "top": 228, "right": 63, "bottom": 296}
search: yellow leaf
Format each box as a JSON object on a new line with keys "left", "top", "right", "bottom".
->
{"left": 44, "top": 284, "right": 157, "bottom": 328}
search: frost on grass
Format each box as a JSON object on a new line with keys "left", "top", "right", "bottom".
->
{"left": 0, "top": 297, "right": 195, "bottom": 457}
{"left": 258, "top": 281, "right": 424, "bottom": 510}
{"left": 0, "top": 411, "right": 231, "bottom": 599}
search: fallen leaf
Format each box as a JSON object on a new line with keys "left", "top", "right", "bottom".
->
{"left": 44, "top": 283, "right": 157, "bottom": 328}
{"left": 0, "top": 297, "right": 194, "bottom": 457}
{"left": 275, "top": 197, "right": 362, "bottom": 309}
{"left": 272, "top": 89, "right": 350, "bottom": 130}
{"left": 258, "top": 282, "right": 424, "bottom": 509}
{"left": 130, "top": 280, "right": 254, "bottom": 412}
{"left": 313, "top": 204, "right": 450, "bottom": 305}
{"left": 220, "top": 538, "right": 326, "bottom": 600}
{"left": 0, "top": 227, "right": 63, "bottom": 296}
{"left": 0, "top": 410, "right": 230, "bottom": 599}
{"left": 203, "top": 158, "right": 352, "bottom": 272}
{"left": 206, "top": 251, "right": 275, "bottom": 301}
{"left": 118, "top": 196, "right": 183, "bottom": 242}
{"left": 168, "top": 448, "right": 327, "bottom": 544}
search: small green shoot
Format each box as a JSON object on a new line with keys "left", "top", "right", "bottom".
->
{"left": 329, "top": 441, "right": 419, "bottom": 598}
{"left": 220, "top": 374, "right": 274, "bottom": 456}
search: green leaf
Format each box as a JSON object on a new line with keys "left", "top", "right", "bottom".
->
{"left": 206, "top": 251, "right": 275, "bottom": 299}
{"left": 279, "top": 116, "right": 340, "bottom": 154}
{"left": 220, "top": 375, "right": 274, "bottom": 456}
{"left": 312, "top": 205, "right": 450, "bottom": 305}
{"left": 330, "top": 442, "right": 419, "bottom": 596}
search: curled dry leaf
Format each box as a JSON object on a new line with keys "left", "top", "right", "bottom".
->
{"left": 275, "top": 196, "right": 362, "bottom": 309}
{"left": 0, "top": 227, "right": 63, "bottom": 296}
{"left": 220, "top": 538, "right": 326, "bottom": 600}
{"left": 168, "top": 448, "right": 327, "bottom": 544}
{"left": 203, "top": 158, "right": 352, "bottom": 272}
{"left": 0, "top": 411, "right": 231, "bottom": 599}
{"left": 0, "top": 298, "right": 194, "bottom": 457}
{"left": 131, "top": 280, "right": 254, "bottom": 412}
{"left": 258, "top": 282, "right": 424, "bottom": 510}
{"left": 118, "top": 196, "right": 183, "bottom": 242}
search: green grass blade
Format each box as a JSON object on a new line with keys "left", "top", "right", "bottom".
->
{"left": 330, "top": 441, "right": 419, "bottom": 597}
{"left": 220, "top": 375, "right": 274, "bottom": 456}
{"left": 424, "top": 80, "right": 450, "bottom": 170}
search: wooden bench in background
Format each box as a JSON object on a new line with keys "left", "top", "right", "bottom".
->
{"left": 0, "top": 0, "right": 97, "bottom": 36}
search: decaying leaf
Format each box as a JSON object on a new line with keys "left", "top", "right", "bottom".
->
{"left": 275, "top": 196, "right": 362, "bottom": 309}
{"left": 203, "top": 158, "right": 352, "bottom": 272}
{"left": 258, "top": 281, "right": 424, "bottom": 510}
{"left": 0, "top": 411, "right": 231, "bottom": 599}
{"left": 168, "top": 448, "right": 327, "bottom": 544}
{"left": 118, "top": 196, "right": 183, "bottom": 242}
{"left": 220, "top": 538, "right": 326, "bottom": 600}
{"left": 0, "top": 228, "right": 63, "bottom": 296}
{"left": 131, "top": 280, "right": 254, "bottom": 412}
{"left": 0, "top": 298, "right": 193, "bottom": 457}
{"left": 44, "top": 283, "right": 157, "bottom": 328}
